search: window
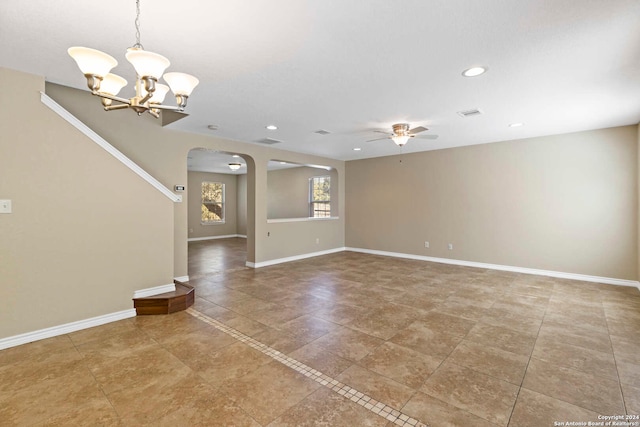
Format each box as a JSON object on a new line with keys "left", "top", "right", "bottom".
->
{"left": 201, "top": 182, "right": 225, "bottom": 224}
{"left": 309, "top": 176, "right": 331, "bottom": 218}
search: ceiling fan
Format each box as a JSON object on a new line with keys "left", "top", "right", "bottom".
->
{"left": 367, "top": 123, "right": 438, "bottom": 147}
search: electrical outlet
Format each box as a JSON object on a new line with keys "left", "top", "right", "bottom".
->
{"left": 424, "top": 241, "right": 429, "bottom": 248}
{"left": 448, "top": 243, "right": 453, "bottom": 250}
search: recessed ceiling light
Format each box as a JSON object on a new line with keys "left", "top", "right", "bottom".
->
{"left": 207, "top": 124, "right": 218, "bottom": 131}
{"left": 509, "top": 122, "right": 524, "bottom": 127}
{"left": 462, "top": 66, "right": 487, "bottom": 77}
{"left": 353, "top": 147, "right": 362, "bottom": 151}
{"left": 280, "top": 161, "right": 287, "bottom": 164}
{"left": 232, "top": 154, "right": 240, "bottom": 158}
{"left": 266, "top": 125, "right": 278, "bottom": 130}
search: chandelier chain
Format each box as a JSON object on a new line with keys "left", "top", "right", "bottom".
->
{"left": 133, "top": 0, "right": 143, "bottom": 49}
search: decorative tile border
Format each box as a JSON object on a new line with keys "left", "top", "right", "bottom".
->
{"left": 186, "top": 308, "right": 428, "bottom": 427}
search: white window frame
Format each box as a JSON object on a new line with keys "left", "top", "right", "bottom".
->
{"left": 309, "top": 176, "right": 331, "bottom": 218}
{"left": 201, "top": 181, "right": 225, "bottom": 224}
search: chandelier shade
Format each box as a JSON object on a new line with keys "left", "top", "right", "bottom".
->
{"left": 100, "top": 74, "right": 128, "bottom": 96}
{"left": 68, "top": 47, "right": 117, "bottom": 77}
{"left": 163, "top": 72, "right": 200, "bottom": 96}
{"left": 125, "top": 48, "right": 170, "bottom": 79}
{"left": 146, "top": 83, "right": 170, "bottom": 104}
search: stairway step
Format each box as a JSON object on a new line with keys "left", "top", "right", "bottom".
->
{"left": 133, "top": 281, "right": 195, "bottom": 315}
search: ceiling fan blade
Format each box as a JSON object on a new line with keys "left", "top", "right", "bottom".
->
{"left": 414, "top": 134, "right": 439, "bottom": 140}
{"left": 408, "top": 126, "right": 429, "bottom": 135}
{"left": 366, "top": 137, "right": 390, "bottom": 142}
{"left": 372, "top": 130, "right": 390, "bottom": 134}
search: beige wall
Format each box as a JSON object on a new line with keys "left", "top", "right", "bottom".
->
{"left": 346, "top": 126, "right": 639, "bottom": 280}
{"left": 237, "top": 174, "right": 248, "bottom": 236}
{"left": 44, "top": 80, "right": 345, "bottom": 274}
{"left": 0, "top": 68, "right": 174, "bottom": 338}
{"left": 188, "top": 171, "right": 238, "bottom": 238}
{"left": 638, "top": 123, "right": 640, "bottom": 281}
{"left": 268, "top": 167, "right": 339, "bottom": 219}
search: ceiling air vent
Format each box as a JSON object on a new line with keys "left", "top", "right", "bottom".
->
{"left": 314, "top": 129, "right": 331, "bottom": 135}
{"left": 457, "top": 109, "right": 483, "bottom": 118}
{"left": 255, "top": 137, "right": 283, "bottom": 145}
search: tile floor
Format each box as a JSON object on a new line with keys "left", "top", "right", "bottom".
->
{"left": 1, "top": 238, "right": 639, "bottom": 426}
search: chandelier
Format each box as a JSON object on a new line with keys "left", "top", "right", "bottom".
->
{"left": 68, "top": 0, "right": 199, "bottom": 118}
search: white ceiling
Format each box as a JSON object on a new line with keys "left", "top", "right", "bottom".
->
{"left": 187, "top": 148, "right": 310, "bottom": 175}
{"left": 2, "top": 0, "right": 640, "bottom": 163}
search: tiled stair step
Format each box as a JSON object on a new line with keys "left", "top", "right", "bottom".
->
{"left": 133, "top": 281, "right": 195, "bottom": 315}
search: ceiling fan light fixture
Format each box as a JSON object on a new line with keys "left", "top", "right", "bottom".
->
{"left": 391, "top": 134, "right": 410, "bottom": 146}
{"left": 462, "top": 66, "right": 487, "bottom": 77}
{"left": 228, "top": 163, "right": 242, "bottom": 171}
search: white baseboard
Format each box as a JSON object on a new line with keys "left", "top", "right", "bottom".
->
{"left": 247, "top": 247, "right": 347, "bottom": 268}
{"left": 174, "top": 276, "right": 189, "bottom": 283}
{"left": 0, "top": 309, "right": 136, "bottom": 350}
{"left": 346, "top": 247, "right": 640, "bottom": 288}
{"left": 188, "top": 234, "right": 245, "bottom": 242}
{"left": 133, "top": 283, "right": 176, "bottom": 299}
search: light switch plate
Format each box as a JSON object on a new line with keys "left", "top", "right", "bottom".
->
{"left": 0, "top": 200, "right": 12, "bottom": 214}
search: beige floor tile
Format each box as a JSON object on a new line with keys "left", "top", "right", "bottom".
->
{"left": 532, "top": 336, "right": 617, "bottom": 379}
{"left": 610, "top": 334, "right": 640, "bottom": 364}
{"left": 607, "top": 317, "right": 640, "bottom": 339}
{"left": 617, "top": 360, "right": 640, "bottom": 388}
{"left": 153, "top": 393, "right": 261, "bottom": 427}
{"left": 336, "top": 364, "right": 415, "bottom": 409}
{"left": 415, "top": 311, "right": 477, "bottom": 337}
{"left": 252, "top": 327, "right": 316, "bottom": 353}
{"left": 466, "top": 323, "right": 537, "bottom": 356}
{"left": 346, "top": 305, "right": 422, "bottom": 340}
{"left": 108, "top": 371, "right": 219, "bottom": 425}
{"left": 0, "top": 335, "right": 75, "bottom": 367}
{"left": 621, "top": 383, "right": 640, "bottom": 414}
{"left": 67, "top": 318, "right": 137, "bottom": 346}
{"left": 313, "top": 302, "right": 374, "bottom": 325}
{"left": 544, "top": 311, "right": 609, "bottom": 334}
{"left": 311, "top": 326, "right": 384, "bottom": 362}
{"left": 223, "top": 314, "right": 270, "bottom": 336}
{"left": 489, "top": 300, "right": 546, "bottom": 320}
{"left": 479, "top": 310, "right": 543, "bottom": 335}
{"left": 390, "top": 320, "right": 465, "bottom": 359}
{"left": 402, "top": 392, "right": 500, "bottom": 427}
{"left": 447, "top": 340, "right": 529, "bottom": 385}
{"left": 81, "top": 343, "right": 194, "bottom": 395}
{"left": 434, "top": 298, "right": 489, "bottom": 321}
{"left": 218, "top": 361, "right": 320, "bottom": 425}
{"left": 268, "top": 387, "right": 389, "bottom": 427}
{"left": 509, "top": 388, "right": 600, "bottom": 427}
{"left": 360, "top": 341, "right": 441, "bottom": 389}
{"left": 420, "top": 362, "right": 519, "bottom": 426}
{"left": 288, "top": 341, "right": 354, "bottom": 377}
{"left": 522, "top": 358, "right": 625, "bottom": 415}
{"left": 538, "top": 320, "right": 613, "bottom": 354}
{"left": 196, "top": 341, "right": 274, "bottom": 388}
{"left": 279, "top": 314, "right": 339, "bottom": 341}
{"left": 0, "top": 344, "right": 85, "bottom": 394}
{"left": 0, "top": 365, "right": 110, "bottom": 426}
